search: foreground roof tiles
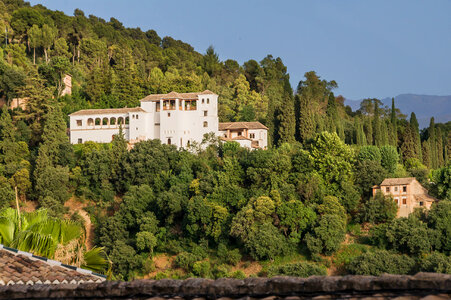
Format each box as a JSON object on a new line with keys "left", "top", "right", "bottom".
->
{"left": 0, "top": 244, "right": 105, "bottom": 285}
{"left": 140, "top": 90, "right": 217, "bottom": 102}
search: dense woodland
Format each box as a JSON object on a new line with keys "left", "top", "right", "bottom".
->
{"left": 0, "top": 0, "right": 450, "bottom": 280}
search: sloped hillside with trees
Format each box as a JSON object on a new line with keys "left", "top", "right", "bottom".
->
{"left": 0, "top": 0, "right": 450, "bottom": 280}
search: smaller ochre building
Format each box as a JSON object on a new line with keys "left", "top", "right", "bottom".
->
{"left": 372, "top": 177, "right": 437, "bottom": 218}
{"left": 69, "top": 91, "right": 268, "bottom": 150}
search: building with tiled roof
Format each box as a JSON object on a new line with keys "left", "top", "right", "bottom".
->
{"left": 69, "top": 91, "right": 269, "bottom": 150}
{"left": 372, "top": 177, "right": 437, "bottom": 217}
{"left": 219, "top": 121, "right": 268, "bottom": 150}
{"left": 0, "top": 244, "right": 105, "bottom": 286}
{"left": 69, "top": 90, "right": 219, "bottom": 147}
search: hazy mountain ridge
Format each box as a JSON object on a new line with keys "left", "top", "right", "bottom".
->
{"left": 345, "top": 94, "right": 451, "bottom": 128}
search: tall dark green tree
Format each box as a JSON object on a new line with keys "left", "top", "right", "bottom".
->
{"left": 410, "top": 112, "right": 422, "bottom": 161}
{"left": 390, "top": 98, "right": 398, "bottom": 146}
{"left": 436, "top": 127, "right": 444, "bottom": 167}
{"left": 429, "top": 117, "right": 437, "bottom": 168}
{"left": 401, "top": 124, "right": 416, "bottom": 161}
{"left": 373, "top": 101, "right": 382, "bottom": 146}
{"left": 422, "top": 140, "right": 432, "bottom": 168}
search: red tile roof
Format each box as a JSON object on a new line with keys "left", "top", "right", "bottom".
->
{"left": 0, "top": 245, "right": 105, "bottom": 285}
{"left": 140, "top": 90, "right": 217, "bottom": 102}
{"left": 69, "top": 107, "right": 145, "bottom": 116}
{"left": 219, "top": 122, "right": 268, "bottom": 131}
{"left": 380, "top": 177, "right": 417, "bottom": 186}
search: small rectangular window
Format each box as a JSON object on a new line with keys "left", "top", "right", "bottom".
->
{"left": 204, "top": 110, "right": 208, "bottom": 116}
{"left": 403, "top": 186, "right": 407, "bottom": 193}
{"left": 168, "top": 112, "right": 171, "bottom": 117}
{"left": 386, "top": 187, "right": 390, "bottom": 192}
{"left": 402, "top": 198, "right": 407, "bottom": 205}
{"left": 394, "top": 198, "right": 399, "bottom": 205}
{"left": 250, "top": 133, "right": 255, "bottom": 139}
{"left": 156, "top": 102, "right": 160, "bottom": 112}
{"left": 136, "top": 115, "right": 139, "bottom": 119}
{"left": 394, "top": 186, "right": 398, "bottom": 192}
{"left": 77, "top": 138, "right": 82, "bottom": 144}
{"left": 238, "top": 132, "right": 242, "bottom": 136}
{"left": 419, "top": 201, "right": 424, "bottom": 206}
{"left": 76, "top": 120, "right": 82, "bottom": 126}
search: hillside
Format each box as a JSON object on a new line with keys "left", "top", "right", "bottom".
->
{"left": 0, "top": 0, "right": 450, "bottom": 281}
{"left": 345, "top": 94, "right": 451, "bottom": 128}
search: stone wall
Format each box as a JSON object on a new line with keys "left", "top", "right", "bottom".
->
{"left": 0, "top": 273, "right": 450, "bottom": 299}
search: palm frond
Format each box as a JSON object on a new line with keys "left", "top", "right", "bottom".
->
{"left": 81, "top": 247, "right": 109, "bottom": 273}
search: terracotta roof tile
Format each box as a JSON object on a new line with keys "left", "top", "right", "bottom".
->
{"left": 0, "top": 245, "right": 105, "bottom": 285}
{"left": 219, "top": 122, "right": 268, "bottom": 130}
{"left": 380, "top": 177, "right": 417, "bottom": 186}
{"left": 69, "top": 107, "right": 145, "bottom": 116}
{"left": 140, "top": 90, "right": 217, "bottom": 102}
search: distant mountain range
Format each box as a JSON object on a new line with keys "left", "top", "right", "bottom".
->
{"left": 345, "top": 94, "right": 451, "bottom": 129}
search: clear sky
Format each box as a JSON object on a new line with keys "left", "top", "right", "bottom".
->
{"left": 28, "top": 0, "right": 451, "bottom": 100}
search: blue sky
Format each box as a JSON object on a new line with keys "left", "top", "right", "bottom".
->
{"left": 28, "top": 0, "right": 451, "bottom": 100}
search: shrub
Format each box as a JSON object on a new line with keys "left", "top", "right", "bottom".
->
{"left": 358, "top": 146, "right": 381, "bottom": 163}
{"left": 419, "top": 252, "right": 451, "bottom": 274}
{"left": 267, "top": 261, "right": 327, "bottom": 277}
{"left": 174, "top": 252, "right": 198, "bottom": 270}
{"left": 192, "top": 261, "right": 212, "bottom": 278}
{"left": 359, "top": 191, "right": 397, "bottom": 224}
{"left": 346, "top": 250, "right": 416, "bottom": 275}
{"left": 217, "top": 243, "right": 242, "bottom": 265}
{"left": 228, "top": 270, "right": 246, "bottom": 279}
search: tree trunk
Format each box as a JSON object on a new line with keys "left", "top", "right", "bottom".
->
{"left": 33, "top": 47, "right": 36, "bottom": 65}
{"left": 44, "top": 48, "right": 48, "bottom": 63}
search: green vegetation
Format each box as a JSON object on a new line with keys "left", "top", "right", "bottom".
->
{"left": 0, "top": 0, "right": 450, "bottom": 280}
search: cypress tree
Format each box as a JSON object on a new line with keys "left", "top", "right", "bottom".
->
{"left": 326, "top": 92, "right": 338, "bottom": 133}
{"left": 373, "top": 101, "right": 382, "bottom": 146}
{"left": 364, "top": 117, "right": 373, "bottom": 145}
{"left": 436, "top": 127, "right": 444, "bottom": 167}
{"left": 381, "top": 120, "right": 389, "bottom": 146}
{"left": 409, "top": 112, "right": 422, "bottom": 161}
{"left": 422, "top": 140, "right": 431, "bottom": 168}
{"left": 390, "top": 98, "right": 398, "bottom": 146}
{"left": 446, "top": 132, "right": 451, "bottom": 164}
{"left": 429, "top": 117, "right": 437, "bottom": 168}
{"left": 355, "top": 117, "right": 366, "bottom": 146}
{"left": 401, "top": 124, "right": 416, "bottom": 161}
{"left": 298, "top": 95, "right": 315, "bottom": 143}
{"left": 275, "top": 96, "right": 296, "bottom": 145}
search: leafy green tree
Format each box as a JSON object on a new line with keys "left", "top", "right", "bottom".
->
{"left": 380, "top": 145, "right": 399, "bottom": 174}
{"left": 304, "top": 196, "right": 346, "bottom": 255}
{"left": 420, "top": 252, "right": 451, "bottom": 274}
{"left": 370, "top": 215, "right": 433, "bottom": 255}
{"left": 357, "top": 145, "right": 381, "bottom": 163}
{"left": 41, "top": 24, "right": 57, "bottom": 63}
{"left": 427, "top": 200, "right": 451, "bottom": 253}
{"left": 359, "top": 191, "right": 397, "bottom": 224}
{"left": 346, "top": 250, "right": 415, "bottom": 275}
{"left": 354, "top": 160, "right": 387, "bottom": 198}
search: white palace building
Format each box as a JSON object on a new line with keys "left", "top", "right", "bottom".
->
{"left": 69, "top": 90, "right": 268, "bottom": 150}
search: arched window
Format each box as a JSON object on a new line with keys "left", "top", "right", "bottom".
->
{"left": 102, "top": 117, "right": 108, "bottom": 126}
{"left": 203, "top": 121, "right": 208, "bottom": 127}
{"left": 118, "top": 117, "right": 124, "bottom": 125}
{"left": 95, "top": 118, "right": 101, "bottom": 126}
{"left": 110, "top": 117, "right": 116, "bottom": 125}
{"left": 87, "top": 118, "right": 94, "bottom": 126}
{"left": 167, "top": 138, "right": 171, "bottom": 145}
{"left": 125, "top": 117, "right": 129, "bottom": 125}
{"left": 207, "top": 98, "right": 210, "bottom": 104}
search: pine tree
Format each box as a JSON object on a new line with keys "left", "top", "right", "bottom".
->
{"left": 422, "top": 140, "right": 431, "bottom": 168}
{"left": 390, "top": 98, "right": 398, "bottom": 146}
{"left": 373, "top": 101, "right": 382, "bottom": 146}
{"left": 436, "top": 127, "right": 444, "bottom": 167}
{"left": 429, "top": 117, "right": 437, "bottom": 168}
{"left": 401, "top": 124, "right": 416, "bottom": 161}
{"left": 409, "top": 112, "right": 422, "bottom": 161}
